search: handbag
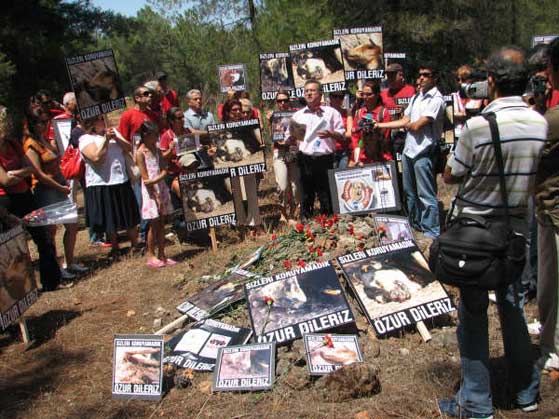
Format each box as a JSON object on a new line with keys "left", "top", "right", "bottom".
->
{"left": 124, "top": 152, "right": 141, "bottom": 183}
{"left": 60, "top": 145, "right": 85, "bottom": 180}
{"left": 428, "top": 112, "right": 526, "bottom": 290}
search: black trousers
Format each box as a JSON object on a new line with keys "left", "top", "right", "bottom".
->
{"left": 0, "top": 191, "right": 61, "bottom": 291}
{"left": 297, "top": 153, "right": 334, "bottom": 220}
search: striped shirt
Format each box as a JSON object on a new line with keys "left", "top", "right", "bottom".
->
{"left": 447, "top": 96, "right": 548, "bottom": 216}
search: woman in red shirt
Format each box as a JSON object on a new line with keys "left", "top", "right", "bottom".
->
{"left": 350, "top": 80, "right": 392, "bottom": 166}
{"left": 0, "top": 105, "right": 63, "bottom": 291}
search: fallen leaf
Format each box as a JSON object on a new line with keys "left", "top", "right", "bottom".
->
{"left": 126, "top": 310, "right": 136, "bottom": 317}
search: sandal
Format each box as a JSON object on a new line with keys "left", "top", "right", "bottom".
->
{"left": 146, "top": 259, "right": 166, "bottom": 268}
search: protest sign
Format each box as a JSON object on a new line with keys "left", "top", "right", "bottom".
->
{"left": 384, "top": 52, "right": 406, "bottom": 70}
{"left": 207, "top": 119, "right": 266, "bottom": 177}
{"left": 245, "top": 261, "right": 354, "bottom": 344}
{"left": 218, "top": 64, "right": 248, "bottom": 93}
{"left": 52, "top": 118, "right": 73, "bottom": 153}
{"left": 338, "top": 240, "right": 455, "bottom": 336}
{"left": 270, "top": 111, "right": 295, "bottom": 142}
{"left": 333, "top": 26, "right": 384, "bottom": 82}
{"left": 303, "top": 334, "right": 363, "bottom": 375}
{"left": 328, "top": 162, "right": 401, "bottom": 215}
{"left": 373, "top": 215, "right": 414, "bottom": 245}
{"left": 0, "top": 225, "right": 39, "bottom": 331}
{"left": 259, "top": 52, "right": 294, "bottom": 100}
{"left": 212, "top": 342, "right": 275, "bottom": 392}
{"left": 112, "top": 334, "right": 164, "bottom": 400}
{"left": 289, "top": 39, "right": 346, "bottom": 98}
{"left": 532, "top": 34, "right": 559, "bottom": 47}
{"left": 179, "top": 170, "right": 236, "bottom": 232}
{"left": 176, "top": 268, "right": 261, "bottom": 320}
{"left": 65, "top": 49, "right": 125, "bottom": 120}
{"left": 175, "top": 134, "right": 200, "bottom": 156}
{"left": 164, "top": 319, "right": 252, "bottom": 371}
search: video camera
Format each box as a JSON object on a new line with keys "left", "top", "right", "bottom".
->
{"left": 459, "top": 70, "right": 489, "bottom": 100}
{"left": 356, "top": 113, "right": 376, "bottom": 132}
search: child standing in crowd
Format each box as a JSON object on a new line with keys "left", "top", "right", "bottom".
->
{"left": 135, "top": 121, "right": 175, "bottom": 268}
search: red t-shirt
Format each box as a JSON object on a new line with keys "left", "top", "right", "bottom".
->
{"left": 159, "top": 128, "right": 181, "bottom": 175}
{"left": 160, "top": 90, "right": 179, "bottom": 115}
{"left": 351, "top": 106, "right": 392, "bottom": 164}
{"left": 336, "top": 108, "right": 351, "bottom": 152}
{"left": 547, "top": 89, "right": 559, "bottom": 109}
{"left": 118, "top": 108, "right": 156, "bottom": 147}
{"left": 0, "top": 140, "right": 30, "bottom": 195}
{"left": 380, "top": 84, "right": 416, "bottom": 116}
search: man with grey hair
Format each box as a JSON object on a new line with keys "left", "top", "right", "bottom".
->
{"left": 438, "top": 46, "right": 548, "bottom": 418}
{"left": 183, "top": 89, "right": 215, "bottom": 135}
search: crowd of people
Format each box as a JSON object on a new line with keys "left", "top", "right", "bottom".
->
{"left": 1, "top": 40, "right": 559, "bottom": 418}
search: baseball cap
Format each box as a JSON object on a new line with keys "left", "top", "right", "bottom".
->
{"left": 386, "top": 63, "right": 403, "bottom": 73}
{"left": 179, "top": 153, "right": 200, "bottom": 169}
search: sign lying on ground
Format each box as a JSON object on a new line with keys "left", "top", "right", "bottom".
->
{"left": 303, "top": 333, "right": 363, "bottom": 375}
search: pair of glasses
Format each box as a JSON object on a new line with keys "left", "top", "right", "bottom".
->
{"left": 140, "top": 91, "right": 152, "bottom": 97}
{"left": 231, "top": 108, "right": 242, "bottom": 113}
{"left": 419, "top": 72, "right": 433, "bottom": 78}
{"left": 361, "top": 92, "right": 375, "bottom": 97}
{"left": 276, "top": 99, "right": 288, "bottom": 104}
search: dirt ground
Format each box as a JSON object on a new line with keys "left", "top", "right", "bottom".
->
{"left": 1, "top": 165, "right": 558, "bottom": 419}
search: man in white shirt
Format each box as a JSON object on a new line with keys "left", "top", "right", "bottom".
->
{"left": 286, "top": 79, "right": 345, "bottom": 220}
{"left": 377, "top": 64, "right": 445, "bottom": 237}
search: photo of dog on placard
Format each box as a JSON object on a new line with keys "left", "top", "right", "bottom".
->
{"left": 260, "top": 54, "right": 294, "bottom": 93}
{"left": 290, "top": 43, "right": 345, "bottom": 88}
{"left": 338, "top": 31, "right": 383, "bottom": 72}
{"left": 218, "top": 64, "right": 247, "bottom": 93}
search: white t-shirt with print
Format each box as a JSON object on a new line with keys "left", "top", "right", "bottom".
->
{"left": 79, "top": 133, "right": 128, "bottom": 187}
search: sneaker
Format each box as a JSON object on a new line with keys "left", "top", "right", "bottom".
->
{"left": 90, "top": 240, "right": 112, "bottom": 248}
{"left": 437, "top": 399, "right": 494, "bottom": 419}
{"left": 66, "top": 263, "right": 89, "bottom": 274}
{"left": 543, "top": 353, "right": 559, "bottom": 371}
{"left": 60, "top": 268, "right": 76, "bottom": 281}
{"left": 517, "top": 401, "right": 538, "bottom": 413}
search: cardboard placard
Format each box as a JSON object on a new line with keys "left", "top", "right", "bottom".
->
{"left": 384, "top": 52, "right": 406, "bottom": 71}
{"left": 176, "top": 268, "right": 261, "bottom": 320}
{"left": 304, "top": 333, "right": 363, "bottom": 375}
{"left": 328, "top": 162, "right": 401, "bottom": 215}
{"left": 270, "top": 111, "right": 295, "bottom": 142}
{"left": 179, "top": 170, "right": 236, "bottom": 232}
{"left": 212, "top": 342, "right": 275, "bottom": 392}
{"left": 218, "top": 64, "right": 248, "bottom": 93}
{"left": 373, "top": 215, "right": 414, "bottom": 245}
{"left": 333, "top": 26, "right": 384, "bottom": 82}
{"left": 164, "top": 319, "right": 252, "bottom": 371}
{"left": 337, "top": 240, "right": 455, "bottom": 336}
{"left": 112, "top": 334, "right": 164, "bottom": 400}
{"left": 65, "top": 49, "right": 125, "bottom": 120}
{"left": 289, "top": 39, "right": 346, "bottom": 98}
{"left": 245, "top": 261, "right": 354, "bottom": 344}
{"left": 175, "top": 133, "right": 200, "bottom": 156}
{"left": 0, "top": 225, "right": 39, "bottom": 331}
{"left": 207, "top": 119, "right": 266, "bottom": 177}
{"left": 52, "top": 118, "right": 73, "bottom": 153}
{"left": 259, "top": 52, "right": 295, "bottom": 101}
{"left": 532, "top": 34, "right": 559, "bottom": 47}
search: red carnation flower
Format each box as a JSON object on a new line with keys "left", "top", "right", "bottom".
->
{"left": 317, "top": 248, "right": 323, "bottom": 257}
{"left": 295, "top": 223, "right": 304, "bottom": 233}
{"left": 284, "top": 260, "right": 292, "bottom": 268}
{"left": 323, "top": 334, "right": 334, "bottom": 348}
{"left": 271, "top": 234, "right": 277, "bottom": 241}
{"left": 264, "top": 296, "right": 274, "bottom": 306}
{"left": 297, "top": 260, "right": 306, "bottom": 267}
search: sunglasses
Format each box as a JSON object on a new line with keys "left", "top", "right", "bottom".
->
{"left": 140, "top": 91, "right": 152, "bottom": 97}
{"left": 361, "top": 92, "right": 374, "bottom": 97}
{"left": 230, "top": 108, "right": 242, "bottom": 113}
{"left": 276, "top": 98, "right": 289, "bottom": 103}
{"left": 419, "top": 72, "right": 433, "bottom": 78}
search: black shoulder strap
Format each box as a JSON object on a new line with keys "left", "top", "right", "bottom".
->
{"left": 482, "top": 112, "right": 510, "bottom": 223}
{"left": 378, "top": 106, "right": 384, "bottom": 123}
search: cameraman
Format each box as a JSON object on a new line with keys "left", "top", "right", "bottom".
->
{"left": 439, "top": 46, "right": 547, "bottom": 418}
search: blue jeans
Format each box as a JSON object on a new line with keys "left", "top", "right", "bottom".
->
{"left": 402, "top": 153, "right": 440, "bottom": 237}
{"left": 334, "top": 150, "right": 350, "bottom": 169}
{"left": 454, "top": 282, "right": 540, "bottom": 416}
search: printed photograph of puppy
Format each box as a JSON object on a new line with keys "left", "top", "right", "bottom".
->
{"left": 180, "top": 173, "right": 234, "bottom": 223}
{"left": 218, "top": 65, "right": 247, "bottom": 93}
{"left": 374, "top": 216, "right": 414, "bottom": 245}
{"left": 114, "top": 346, "right": 161, "bottom": 385}
{"left": 342, "top": 246, "right": 448, "bottom": 320}
{"left": 291, "top": 44, "right": 345, "bottom": 88}
{"left": 210, "top": 125, "right": 265, "bottom": 170}
{"left": 270, "top": 112, "right": 294, "bottom": 142}
{"left": 0, "top": 230, "right": 35, "bottom": 315}
{"left": 260, "top": 57, "right": 294, "bottom": 93}
{"left": 305, "top": 335, "right": 362, "bottom": 373}
{"left": 218, "top": 348, "right": 271, "bottom": 380}
{"left": 338, "top": 32, "right": 383, "bottom": 72}
{"left": 338, "top": 179, "right": 375, "bottom": 213}
{"left": 68, "top": 55, "right": 124, "bottom": 109}
{"left": 247, "top": 266, "right": 349, "bottom": 336}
